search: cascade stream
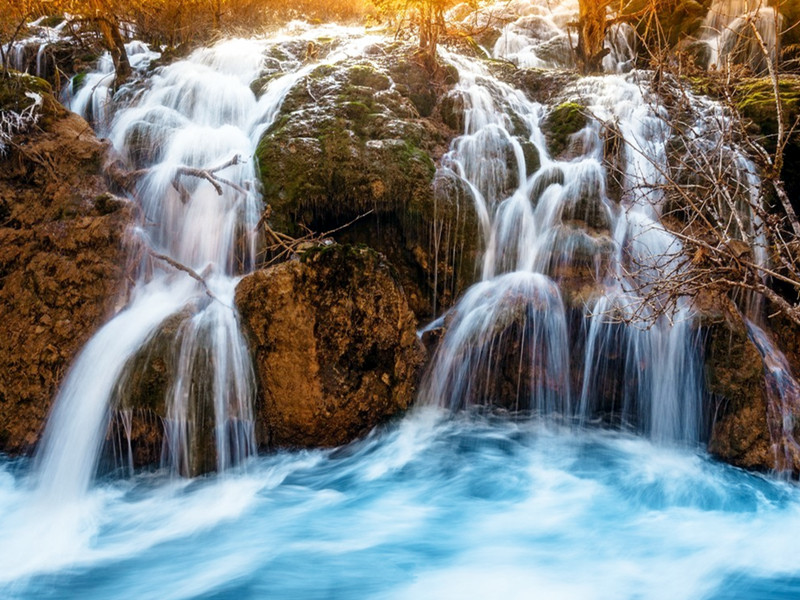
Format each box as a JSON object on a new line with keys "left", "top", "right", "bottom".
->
{"left": 3, "top": 2, "right": 800, "bottom": 598}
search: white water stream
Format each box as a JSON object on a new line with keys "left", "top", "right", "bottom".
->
{"left": 424, "top": 34, "right": 703, "bottom": 443}
{"left": 28, "top": 26, "right": 382, "bottom": 496}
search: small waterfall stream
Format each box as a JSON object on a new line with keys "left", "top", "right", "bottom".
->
{"left": 424, "top": 46, "right": 703, "bottom": 443}
{"left": 702, "top": 0, "right": 781, "bottom": 73}
{"left": 14, "top": 0, "right": 795, "bottom": 491}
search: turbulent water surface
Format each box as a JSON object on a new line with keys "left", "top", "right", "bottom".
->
{"left": 2, "top": 413, "right": 800, "bottom": 599}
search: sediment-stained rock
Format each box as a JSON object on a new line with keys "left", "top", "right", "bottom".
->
{"left": 0, "top": 75, "right": 133, "bottom": 454}
{"left": 236, "top": 244, "right": 426, "bottom": 448}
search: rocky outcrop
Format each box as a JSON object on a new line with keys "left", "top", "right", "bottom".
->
{"left": 702, "top": 314, "right": 773, "bottom": 471}
{"left": 0, "top": 74, "right": 133, "bottom": 454}
{"left": 236, "top": 244, "right": 426, "bottom": 448}
{"left": 255, "top": 43, "right": 480, "bottom": 320}
{"left": 104, "top": 310, "right": 191, "bottom": 472}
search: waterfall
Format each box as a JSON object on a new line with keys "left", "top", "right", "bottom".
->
{"left": 489, "top": 0, "right": 636, "bottom": 73}
{"left": 15, "top": 0, "right": 797, "bottom": 487}
{"left": 36, "top": 37, "right": 269, "bottom": 493}
{"left": 423, "top": 11, "right": 705, "bottom": 443}
{"left": 702, "top": 0, "right": 782, "bottom": 73}
{"left": 746, "top": 321, "right": 800, "bottom": 473}
{"left": 7, "top": 17, "right": 69, "bottom": 78}
{"left": 32, "top": 25, "right": 384, "bottom": 496}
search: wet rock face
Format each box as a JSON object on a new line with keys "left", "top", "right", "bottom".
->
{"left": 0, "top": 77, "right": 133, "bottom": 454}
{"left": 699, "top": 297, "right": 773, "bottom": 471}
{"left": 543, "top": 101, "right": 588, "bottom": 159}
{"left": 104, "top": 310, "right": 188, "bottom": 473}
{"left": 255, "top": 42, "right": 479, "bottom": 320}
{"left": 236, "top": 244, "right": 426, "bottom": 448}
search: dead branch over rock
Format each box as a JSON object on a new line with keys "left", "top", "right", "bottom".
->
{"left": 256, "top": 206, "right": 375, "bottom": 267}
{"left": 106, "top": 153, "right": 248, "bottom": 204}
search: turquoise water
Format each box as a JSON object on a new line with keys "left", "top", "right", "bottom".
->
{"left": 1, "top": 410, "right": 799, "bottom": 599}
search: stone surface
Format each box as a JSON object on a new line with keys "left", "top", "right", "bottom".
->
{"left": 236, "top": 244, "right": 426, "bottom": 448}
{"left": 698, "top": 295, "right": 773, "bottom": 471}
{"left": 255, "top": 43, "right": 479, "bottom": 320}
{"left": 0, "top": 75, "right": 133, "bottom": 454}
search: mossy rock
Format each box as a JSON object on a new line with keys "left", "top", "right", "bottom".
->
{"left": 388, "top": 56, "right": 439, "bottom": 117}
{"left": 254, "top": 43, "right": 477, "bottom": 319}
{"left": 519, "top": 138, "right": 541, "bottom": 177}
{"left": 0, "top": 72, "right": 64, "bottom": 132}
{"left": 347, "top": 64, "right": 391, "bottom": 91}
{"left": 544, "top": 101, "right": 588, "bottom": 158}
{"left": 439, "top": 90, "right": 466, "bottom": 132}
{"left": 109, "top": 306, "right": 228, "bottom": 475}
{"left": 71, "top": 71, "right": 88, "bottom": 94}
{"left": 0, "top": 73, "right": 53, "bottom": 113}
{"left": 735, "top": 76, "right": 800, "bottom": 148}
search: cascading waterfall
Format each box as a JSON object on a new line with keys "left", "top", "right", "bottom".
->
{"left": 17, "top": 0, "right": 795, "bottom": 489}
{"left": 424, "top": 16, "right": 704, "bottom": 443}
{"left": 746, "top": 321, "right": 800, "bottom": 472}
{"left": 489, "top": 0, "right": 636, "bottom": 73}
{"left": 67, "top": 40, "right": 157, "bottom": 130}
{"left": 7, "top": 16, "right": 70, "bottom": 78}
{"left": 427, "top": 0, "right": 800, "bottom": 450}
{"left": 702, "top": 0, "right": 781, "bottom": 73}
{"left": 7, "top": 5, "right": 800, "bottom": 598}
{"left": 33, "top": 27, "right": 381, "bottom": 494}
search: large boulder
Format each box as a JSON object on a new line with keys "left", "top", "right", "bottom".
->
{"left": 0, "top": 74, "right": 133, "bottom": 454}
{"left": 236, "top": 244, "right": 426, "bottom": 448}
{"left": 255, "top": 42, "right": 480, "bottom": 320}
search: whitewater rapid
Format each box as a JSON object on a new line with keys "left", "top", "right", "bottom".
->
{"left": 3, "top": 415, "right": 800, "bottom": 599}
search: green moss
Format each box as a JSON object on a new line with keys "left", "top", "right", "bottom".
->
{"left": 545, "top": 101, "right": 588, "bottom": 157}
{"left": 39, "top": 15, "right": 66, "bottom": 28}
{"left": 399, "top": 140, "right": 435, "bottom": 178}
{"left": 308, "top": 64, "right": 336, "bottom": 81}
{"left": 0, "top": 73, "right": 52, "bottom": 113}
{"left": 250, "top": 72, "right": 283, "bottom": 98}
{"left": 71, "top": 71, "right": 87, "bottom": 93}
{"left": 735, "top": 77, "right": 800, "bottom": 148}
{"left": 347, "top": 64, "right": 391, "bottom": 91}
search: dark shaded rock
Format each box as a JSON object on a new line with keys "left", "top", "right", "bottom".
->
{"left": 236, "top": 244, "right": 426, "bottom": 448}
{"left": 544, "top": 101, "right": 588, "bottom": 158}
{"left": 698, "top": 294, "right": 773, "bottom": 471}
{"left": 105, "top": 310, "right": 190, "bottom": 471}
{"left": 255, "top": 43, "right": 479, "bottom": 319}
{"left": 546, "top": 227, "right": 614, "bottom": 309}
{"left": 439, "top": 89, "right": 467, "bottom": 132}
{"left": 0, "top": 76, "right": 133, "bottom": 455}
{"left": 509, "top": 68, "right": 580, "bottom": 105}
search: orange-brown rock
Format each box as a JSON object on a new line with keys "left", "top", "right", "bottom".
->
{"left": 235, "top": 244, "right": 426, "bottom": 448}
{"left": 0, "top": 78, "right": 133, "bottom": 454}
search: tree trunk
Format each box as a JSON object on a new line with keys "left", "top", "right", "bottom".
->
{"left": 212, "top": 0, "right": 222, "bottom": 30}
{"left": 88, "top": 0, "right": 131, "bottom": 86}
{"left": 577, "top": 0, "right": 610, "bottom": 73}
